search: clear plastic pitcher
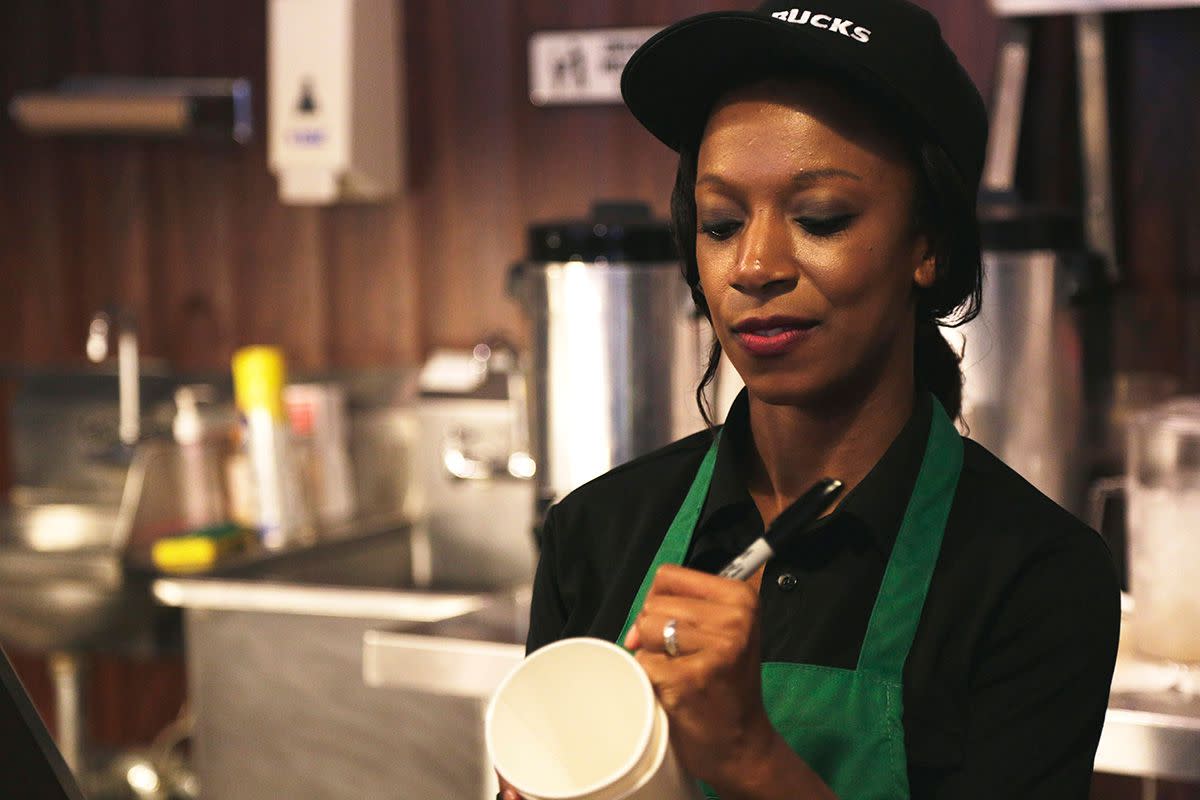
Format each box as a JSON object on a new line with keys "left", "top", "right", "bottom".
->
{"left": 1127, "top": 397, "right": 1200, "bottom": 666}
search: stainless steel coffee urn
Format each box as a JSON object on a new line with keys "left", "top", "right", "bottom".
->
{"left": 950, "top": 205, "right": 1102, "bottom": 517}
{"left": 509, "top": 202, "right": 711, "bottom": 514}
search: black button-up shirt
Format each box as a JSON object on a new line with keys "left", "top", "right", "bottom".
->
{"left": 526, "top": 391, "right": 1121, "bottom": 799}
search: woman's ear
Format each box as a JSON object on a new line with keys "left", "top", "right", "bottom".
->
{"left": 912, "top": 235, "right": 937, "bottom": 290}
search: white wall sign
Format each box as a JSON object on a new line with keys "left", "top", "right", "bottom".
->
{"left": 991, "top": 0, "right": 1200, "bottom": 14}
{"left": 528, "top": 27, "right": 660, "bottom": 106}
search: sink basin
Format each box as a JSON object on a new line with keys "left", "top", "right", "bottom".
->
{"left": 0, "top": 437, "right": 191, "bottom": 653}
{"left": 152, "top": 520, "right": 503, "bottom": 621}
{"left": 0, "top": 504, "right": 159, "bottom": 652}
{"left": 0, "top": 503, "right": 119, "bottom": 554}
{"left": 0, "top": 507, "right": 443, "bottom": 652}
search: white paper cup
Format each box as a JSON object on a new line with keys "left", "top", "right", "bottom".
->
{"left": 485, "top": 637, "right": 702, "bottom": 800}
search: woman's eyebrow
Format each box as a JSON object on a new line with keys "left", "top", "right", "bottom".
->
{"left": 791, "top": 168, "right": 863, "bottom": 184}
{"left": 696, "top": 168, "right": 863, "bottom": 190}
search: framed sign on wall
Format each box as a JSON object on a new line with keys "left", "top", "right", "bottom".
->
{"left": 527, "top": 27, "right": 660, "bottom": 106}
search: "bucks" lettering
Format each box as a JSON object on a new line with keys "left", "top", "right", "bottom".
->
{"left": 771, "top": 8, "right": 872, "bottom": 44}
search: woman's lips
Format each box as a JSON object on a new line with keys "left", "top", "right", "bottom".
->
{"left": 733, "top": 320, "right": 820, "bottom": 356}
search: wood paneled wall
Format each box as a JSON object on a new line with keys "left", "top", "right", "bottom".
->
{"left": 0, "top": 0, "right": 998, "bottom": 375}
{"left": 1, "top": 2, "right": 1198, "bottom": 796}
{"left": 1112, "top": 9, "right": 1200, "bottom": 387}
{"left": 1, "top": 3, "right": 1196, "bottom": 376}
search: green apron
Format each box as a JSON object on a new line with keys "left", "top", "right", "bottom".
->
{"left": 618, "top": 397, "right": 963, "bottom": 800}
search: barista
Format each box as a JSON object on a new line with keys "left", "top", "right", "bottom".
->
{"left": 507, "top": 1, "right": 1120, "bottom": 798}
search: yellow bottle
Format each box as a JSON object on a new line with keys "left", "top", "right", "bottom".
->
{"left": 232, "top": 346, "right": 313, "bottom": 549}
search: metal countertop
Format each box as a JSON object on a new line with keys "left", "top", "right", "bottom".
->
{"left": 363, "top": 610, "right": 1200, "bottom": 783}
{"left": 1095, "top": 653, "right": 1200, "bottom": 781}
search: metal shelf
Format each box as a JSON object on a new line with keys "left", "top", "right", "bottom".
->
{"left": 1095, "top": 651, "right": 1200, "bottom": 781}
{"left": 1098, "top": 694, "right": 1200, "bottom": 781}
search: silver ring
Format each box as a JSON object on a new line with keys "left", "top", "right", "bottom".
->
{"left": 662, "top": 618, "right": 679, "bottom": 657}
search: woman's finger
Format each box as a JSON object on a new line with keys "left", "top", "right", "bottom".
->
{"left": 496, "top": 772, "right": 523, "bottom": 800}
{"left": 648, "top": 563, "right": 758, "bottom": 607}
{"left": 625, "top": 567, "right": 759, "bottom": 651}
{"left": 623, "top": 597, "right": 706, "bottom": 650}
{"left": 642, "top": 593, "right": 750, "bottom": 634}
{"left": 630, "top": 609, "right": 739, "bottom": 657}
{"left": 633, "top": 647, "right": 711, "bottom": 714}
{"left": 637, "top": 612, "right": 695, "bottom": 656}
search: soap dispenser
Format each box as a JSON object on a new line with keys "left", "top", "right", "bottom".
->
{"left": 268, "top": 0, "right": 403, "bottom": 204}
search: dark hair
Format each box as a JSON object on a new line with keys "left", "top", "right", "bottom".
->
{"left": 671, "top": 105, "right": 982, "bottom": 425}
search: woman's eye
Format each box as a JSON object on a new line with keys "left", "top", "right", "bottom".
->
{"left": 699, "top": 220, "right": 741, "bottom": 241}
{"left": 797, "top": 214, "right": 855, "bottom": 237}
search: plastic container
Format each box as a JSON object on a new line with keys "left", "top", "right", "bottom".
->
{"left": 231, "top": 346, "right": 312, "bottom": 549}
{"left": 284, "top": 383, "right": 356, "bottom": 525}
{"left": 172, "top": 385, "right": 229, "bottom": 530}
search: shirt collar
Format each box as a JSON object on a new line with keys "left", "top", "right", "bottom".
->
{"left": 696, "top": 390, "right": 757, "bottom": 530}
{"left": 696, "top": 389, "right": 933, "bottom": 557}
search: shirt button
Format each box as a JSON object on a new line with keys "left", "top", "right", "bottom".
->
{"left": 776, "top": 573, "right": 799, "bottom": 592}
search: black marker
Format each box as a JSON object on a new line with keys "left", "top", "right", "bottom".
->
{"left": 716, "top": 478, "right": 844, "bottom": 580}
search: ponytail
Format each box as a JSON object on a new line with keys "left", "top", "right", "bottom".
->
{"left": 911, "top": 142, "right": 983, "bottom": 422}
{"left": 914, "top": 318, "right": 963, "bottom": 419}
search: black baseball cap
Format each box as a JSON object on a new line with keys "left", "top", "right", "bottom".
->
{"left": 621, "top": 0, "right": 988, "bottom": 193}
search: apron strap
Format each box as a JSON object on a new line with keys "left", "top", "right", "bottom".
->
{"left": 617, "top": 433, "right": 721, "bottom": 646}
{"left": 856, "top": 398, "right": 963, "bottom": 679}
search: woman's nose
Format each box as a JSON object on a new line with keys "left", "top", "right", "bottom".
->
{"left": 730, "top": 214, "right": 798, "bottom": 294}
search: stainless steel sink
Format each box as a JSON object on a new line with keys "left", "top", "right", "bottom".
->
{"left": 0, "top": 431, "right": 193, "bottom": 655}
{"left": 0, "top": 504, "right": 158, "bottom": 652}
{"left": 0, "top": 503, "right": 120, "bottom": 561}
{"left": 152, "top": 519, "right": 500, "bottom": 625}
{"left": 2, "top": 366, "right": 428, "bottom": 785}
{"left": 149, "top": 523, "right": 532, "bottom": 800}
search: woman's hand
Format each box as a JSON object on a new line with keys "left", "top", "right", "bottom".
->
{"left": 496, "top": 772, "right": 523, "bottom": 800}
{"left": 624, "top": 563, "right": 782, "bottom": 793}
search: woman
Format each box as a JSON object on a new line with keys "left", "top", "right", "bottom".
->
{"left": 506, "top": 1, "right": 1120, "bottom": 798}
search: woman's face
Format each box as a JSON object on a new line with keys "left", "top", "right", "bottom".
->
{"left": 695, "top": 78, "right": 935, "bottom": 407}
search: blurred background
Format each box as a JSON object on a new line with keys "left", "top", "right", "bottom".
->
{"left": 1, "top": 1, "right": 1198, "bottom": 798}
